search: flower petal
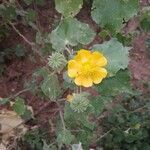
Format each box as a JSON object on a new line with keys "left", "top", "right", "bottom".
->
{"left": 74, "top": 75, "right": 93, "bottom": 87}
{"left": 92, "top": 68, "right": 107, "bottom": 84}
{"left": 82, "top": 77, "right": 93, "bottom": 87}
{"left": 77, "top": 49, "right": 91, "bottom": 56}
{"left": 74, "top": 49, "right": 92, "bottom": 63}
{"left": 74, "top": 75, "right": 83, "bottom": 86}
{"left": 92, "top": 51, "right": 107, "bottom": 67}
{"left": 98, "top": 68, "right": 107, "bottom": 78}
{"left": 68, "top": 60, "right": 80, "bottom": 78}
{"left": 68, "top": 60, "right": 78, "bottom": 69}
{"left": 93, "top": 77, "right": 102, "bottom": 84}
{"left": 68, "top": 69, "right": 77, "bottom": 78}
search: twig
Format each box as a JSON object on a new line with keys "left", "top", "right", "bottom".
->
{"left": 66, "top": 44, "right": 74, "bottom": 55}
{"left": 79, "top": 86, "right": 82, "bottom": 93}
{"left": 45, "top": 141, "right": 57, "bottom": 148}
{"left": 66, "top": 46, "right": 72, "bottom": 55}
{"left": 130, "top": 105, "right": 147, "bottom": 113}
{"left": 71, "top": 129, "right": 85, "bottom": 132}
{"left": 9, "top": 22, "right": 35, "bottom": 46}
{"left": 0, "top": 89, "right": 29, "bottom": 104}
{"left": 56, "top": 102, "right": 66, "bottom": 130}
{"left": 16, "top": 0, "right": 24, "bottom": 10}
{"left": 9, "top": 22, "right": 47, "bottom": 63}
{"left": 57, "top": 98, "right": 66, "bottom": 102}
{"left": 8, "top": 89, "right": 29, "bottom": 100}
{"left": 96, "top": 129, "right": 112, "bottom": 142}
{"left": 59, "top": 110, "right": 66, "bottom": 130}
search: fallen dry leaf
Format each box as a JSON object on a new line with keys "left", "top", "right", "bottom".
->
{"left": 0, "top": 143, "right": 7, "bottom": 150}
{"left": 0, "top": 110, "right": 27, "bottom": 146}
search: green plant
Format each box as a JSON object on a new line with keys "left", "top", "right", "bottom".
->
{"left": 140, "top": 9, "right": 150, "bottom": 32}
{"left": 23, "top": 128, "right": 45, "bottom": 150}
{"left": 98, "top": 93, "right": 150, "bottom": 150}
{"left": 1, "top": 0, "right": 149, "bottom": 149}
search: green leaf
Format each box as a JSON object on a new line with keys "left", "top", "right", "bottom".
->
{"left": 116, "top": 33, "right": 132, "bottom": 46}
{"left": 41, "top": 74, "right": 61, "bottom": 100}
{"left": 25, "top": 9, "right": 36, "bottom": 23}
{"left": 13, "top": 97, "right": 26, "bottom": 115}
{"left": 91, "top": 0, "right": 139, "bottom": 32}
{"left": 99, "top": 29, "right": 110, "bottom": 40}
{"left": 140, "top": 10, "right": 150, "bottom": 32}
{"left": 55, "top": 0, "right": 83, "bottom": 17}
{"left": 77, "top": 22, "right": 95, "bottom": 45}
{"left": 64, "top": 102, "right": 94, "bottom": 129}
{"left": 63, "top": 71, "right": 75, "bottom": 90}
{"left": 0, "top": 25, "right": 9, "bottom": 41}
{"left": 50, "top": 18, "right": 95, "bottom": 51}
{"left": 0, "top": 98, "right": 9, "bottom": 105}
{"left": 15, "top": 44, "right": 26, "bottom": 57}
{"left": 96, "top": 69, "right": 132, "bottom": 96}
{"left": 64, "top": 103, "right": 77, "bottom": 128}
{"left": 76, "top": 130, "right": 93, "bottom": 149}
{"left": 41, "top": 43, "right": 53, "bottom": 56}
{"left": 33, "top": 67, "right": 49, "bottom": 79}
{"left": 80, "top": 116, "right": 95, "bottom": 130}
{"left": 12, "top": 97, "right": 33, "bottom": 120}
{"left": 23, "top": 0, "right": 32, "bottom": 5}
{"left": 36, "top": 32, "right": 43, "bottom": 44}
{"left": 35, "top": 0, "right": 45, "bottom": 6}
{"left": 93, "top": 38, "right": 130, "bottom": 76}
{"left": 21, "top": 108, "right": 32, "bottom": 120}
{"left": 145, "top": 101, "right": 150, "bottom": 110}
{"left": 0, "top": 5, "right": 17, "bottom": 22}
{"left": 57, "top": 129, "right": 74, "bottom": 145}
{"left": 90, "top": 96, "right": 111, "bottom": 116}
{"left": 23, "top": 129, "right": 44, "bottom": 150}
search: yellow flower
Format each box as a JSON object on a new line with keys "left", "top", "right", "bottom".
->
{"left": 66, "top": 94, "right": 73, "bottom": 102}
{"left": 67, "top": 49, "right": 107, "bottom": 87}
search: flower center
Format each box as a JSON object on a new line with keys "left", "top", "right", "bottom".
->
{"left": 81, "top": 63, "right": 93, "bottom": 76}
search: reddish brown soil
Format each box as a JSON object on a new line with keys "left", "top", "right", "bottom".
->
{"left": 0, "top": 0, "right": 60, "bottom": 127}
{"left": 130, "top": 33, "right": 150, "bottom": 92}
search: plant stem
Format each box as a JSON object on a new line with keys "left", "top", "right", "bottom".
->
{"left": 8, "top": 89, "right": 29, "bottom": 100}
{"left": 66, "top": 46, "right": 72, "bottom": 55}
{"left": 79, "top": 86, "right": 82, "bottom": 93}
{"left": 56, "top": 102, "right": 66, "bottom": 130}
{"left": 96, "top": 129, "right": 113, "bottom": 142}
{"left": 9, "top": 22, "right": 35, "bottom": 46}
{"left": 9, "top": 22, "right": 47, "bottom": 63}
{"left": 59, "top": 109, "right": 66, "bottom": 130}
{"left": 130, "top": 105, "right": 147, "bottom": 113}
